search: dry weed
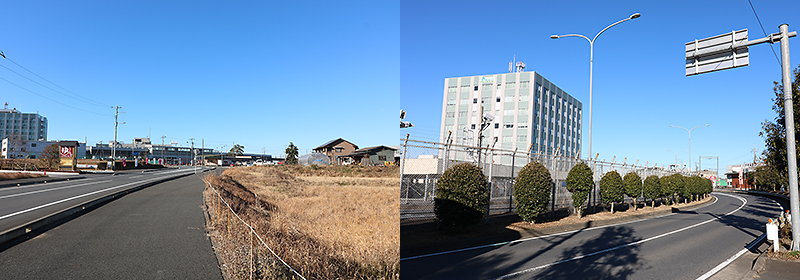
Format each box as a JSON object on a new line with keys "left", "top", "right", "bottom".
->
{"left": 204, "top": 165, "right": 399, "bottom": 280}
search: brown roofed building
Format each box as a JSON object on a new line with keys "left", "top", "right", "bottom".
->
{"left": 312, "top": 138, "right": 358, "bottom": 165}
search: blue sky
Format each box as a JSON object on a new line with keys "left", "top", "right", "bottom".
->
{"left": 1, "top": 1, "right": 398, "bottom": 157}
{"left": 400, "top": 0, "right": 800, "bottom": 175}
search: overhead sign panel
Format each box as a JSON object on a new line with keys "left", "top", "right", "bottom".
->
{"left": 685, "top": 29, "right": 749, "bottom": 76}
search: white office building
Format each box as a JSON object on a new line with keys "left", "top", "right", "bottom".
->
{"left": 0, "top": 103, "right": 47, "bottom": 142}
{"left": 440, "top": 67, "right": 582, "bottom": 164}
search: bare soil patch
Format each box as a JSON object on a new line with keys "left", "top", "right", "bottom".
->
{"left": 0, "top": 172, "right": 46, "bottom": 181}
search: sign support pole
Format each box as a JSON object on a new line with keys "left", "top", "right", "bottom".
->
{"left": 778, "top": 23, "right": 800, "bottom": 251}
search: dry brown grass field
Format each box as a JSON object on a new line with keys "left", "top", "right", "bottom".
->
{"left": 204, "top": 165, "right": 399, "bottom": 280}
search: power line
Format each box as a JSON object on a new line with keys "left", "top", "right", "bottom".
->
{"left": 1, "top": 53, "right": 112, "bottom": 108}
{"left": 0, "top": 62, "right": 109, "bottom": 108}
{"left": 747, "top": 0, "right": 782, "bottom": 68}
{"left": 0, "top": 75, "right": 110, "bottom": 116}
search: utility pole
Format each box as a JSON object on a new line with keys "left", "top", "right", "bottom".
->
{"left": 161, "top": 135, "right": 166, "bottom": 165}
{"left": 189, "top": 138, "right": 195, "bottom": 167}
{"left": 112, "top": 105, "right": 125, "bottom": 171}
{"left": 202, "top": 138, "right": 205, "bottom": 166}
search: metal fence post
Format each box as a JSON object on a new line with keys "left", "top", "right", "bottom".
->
{"left": 401, "top": 134, "right": 409, "bottom": 203}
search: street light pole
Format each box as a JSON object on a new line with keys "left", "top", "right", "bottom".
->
{"left": 669, "top": 124, "right": 710, "bottom": 172}
{"left": 551, "top": 13, "right": 640, "bottom": 162}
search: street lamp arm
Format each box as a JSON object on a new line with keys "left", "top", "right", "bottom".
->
{"left": 593, "top": 15, "right": 638, "bottom": 42}
{"left": 551, "top": 33, "right": 591, "bottom": 43}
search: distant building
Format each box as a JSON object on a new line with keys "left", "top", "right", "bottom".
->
{"left": 313, "top": 138, "right": 358, "bottom": 164}
{"left": 1, "top": 138, "right": 85, "bottom": 159}
{"left": 338, "top": 145, "right": 397, "bottom": 166}
{"left": 87, "top": 138, "right": 215, "bottom": 165}
{"left": 725, "top": 163, "right": 761, "bottom": 189}
{"left": 0, "top": 103, "right": 48, "bottom": 142}
{"left": 440, "top": 69, "right": 582, "bottom": 164}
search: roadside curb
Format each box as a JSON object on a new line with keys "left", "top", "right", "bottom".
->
{"left": 0, "top": 170, "right": 199, "bottom": 246}
{"left": 401, "top": 196, "right": 716, "bottom": 258}
{"left": 0, "top": 176, "right": 84, "bottom": 189}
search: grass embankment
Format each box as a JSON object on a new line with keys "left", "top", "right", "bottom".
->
{"left": 204, "top": 165, "right": 399, "bottom": 279}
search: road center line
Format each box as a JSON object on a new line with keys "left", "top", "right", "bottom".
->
{"left": 489, "top": 193, "right": 748, "bottom": 280}
{"left": 0, "top": 180, "right": 111, "bottom": 200}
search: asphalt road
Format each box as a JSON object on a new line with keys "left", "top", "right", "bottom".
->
{"left": 0, "top": 167, "right": 202, "bottom": 235}
{"left": 401, "top": 192, "right": 783, "bottom": 280}
{"left": 0, "top": 171, "right": 221, "bottom": 279}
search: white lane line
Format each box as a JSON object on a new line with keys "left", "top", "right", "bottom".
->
{"left": 401, "top": 195, "right": 720, "bottom": 262}
{"left": 695, "top": 196, "right": 786, "bottom": 280}
{"left": 0, "top": 178, "right": 94, "bottom": 192}
{"left": 489, "top": 193, "right": 748, "bottom": 280}
{"left": 0, "top": 180, "right": 111, "bottom": 200}
{"left": 0, "top": 171, "right": 193, "bottom": 221}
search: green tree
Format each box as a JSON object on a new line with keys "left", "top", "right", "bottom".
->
{"left": 228, "top": 144, "right": 245, "bottom": 156}
{"left": 38, "top": 143, "right": 60, "bottom": 169}
{"left": 566, "top": 162, "right": 593, "bottom": 217}
{"left": 285, "top": 142, "right": 299, "bottom": 165}
{"left": 623, "top": 172, "right": 642, "bottom": 211}
{"left": 514, "top": 161, "right": 552, "bottom": 222}
{"left": 760, "top": 63, "right": 800, "bottom": 184}
{"left": 642, "top": 175, "right": 661, "bottom": 208}
{"left": 754, "top": 164, "right": 785, "bottom": 192}
{"left": 599, "top": 171, "right": 624, "bottom": 214}
{"left": 660, "top": 174, "right": 680, "bottom": 205}
{"left": 434, "top": 163, "right": 487, "bottom": 231}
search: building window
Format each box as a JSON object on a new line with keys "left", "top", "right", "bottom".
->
{"left": 446, "top": 112, "right": 455, "bottom": 118}
{"left": 518, "top": 135, "right": 527, "bottom": 142}
{"left": 503, "top": 135, "right": 512, "bottom": 143}
{"left": 474, "top": 85, "right": 479, "bottom": 91}
{"left": 504, "top": 123, "right": 514, "bottom": 128}
{"left": 496, "top": 97, "right": 501, "bottom": 102}
{"left": 447, "top": 99, "right": 455, "bottom": 106}
{"left": 518, "top": 123, "right": 528, "bottom": 129}
{"left": 458, "top": 111, "right": 468, "bottom": 118}
{"left": 505, "top": 109, "right": 514, "bottom": 115}
{"left": 518, "top": 108, "right": 528, "bottom": 115}
{"left": 520, "top": 81, "right": 530, "bottom": 89}
{"left": 471, "top": 124, "right": 476, "bottom": 129}
{"left": 495, "top": 123, "right": 499, "bottom": 129}
{"left": 460, "top": 98, "right": 468, "bottom": 105}
{"left": 378, "top": 155, "right": 387, "bottom": 161}
{"left": 448, "top": 86, "right": 457, "bottom": 93}
{"left": 461, "top": 86, "right": 470, "bottom": 93}
{"left": 505, "top": 82, "right": 515, "bottom": 89}
{"left": 473, "top": 98, "right": 478, "bottom": 104}
{"left": 519, "top": 95, "right": 529, "bottom": 102}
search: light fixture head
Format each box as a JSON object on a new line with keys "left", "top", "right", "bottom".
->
{"left": 550, "top": 35, "right": 559, "bottom": 39}
{"left": 630, "top": 13, "right": 641, "bottom": 19}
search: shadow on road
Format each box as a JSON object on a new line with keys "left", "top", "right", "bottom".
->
{"left": 520, "top": 226, "right": 643, "bottom": 279}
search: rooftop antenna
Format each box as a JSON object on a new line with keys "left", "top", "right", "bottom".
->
{"left": 3, "top": 102, "right": 7, "bottom": 110}
{"left": 516, "top": 61, "right": 526, "bottom": 72}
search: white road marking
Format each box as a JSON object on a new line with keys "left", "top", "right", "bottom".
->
{"left": 695, "top": 196, "right": 785, "bottom": 280}
{"left": 401, "top": 196, "right": 720, "bottom": 262}
{"left": 0, "top": 180, "right": 111, "bottom": 200}
{"left": 0, "top": 171, "right": 194, "bottom": 221}
{"left": 489, "top": 193, "right": 748, "bottom": 280}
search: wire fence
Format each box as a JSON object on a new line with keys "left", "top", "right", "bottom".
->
{"left": 204, "top": 180, "right": 306, "bottom": 280}
{"left": 400, "top": 135, "right": 697, "bottom": 221}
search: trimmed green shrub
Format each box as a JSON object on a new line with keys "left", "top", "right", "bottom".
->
{"left": 642, "top": 175, "right": 661, "bottom": 208}
{"left": 567, "top": 162, "right": 593, "bottom": 217}
{"left": 514, "top": 161, "right": 552, "bottom": 222}
{"left": 434, "top": 163, "right": 488, "bottom": 230}
{"left": 660, "top": 174, "right": 678, "bottom": 204}
{"left": 600, "top": 170, "right": 624, "bottom": 214}
{"left": 623, "top": 172, "right": 642, "bottom": 210}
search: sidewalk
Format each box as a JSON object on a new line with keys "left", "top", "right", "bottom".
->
{"left": 708, "top": 239, "right": 800, "bottom": 280}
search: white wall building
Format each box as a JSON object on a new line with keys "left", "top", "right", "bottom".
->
{"left": 440, "top": 68, "right": 582, "bottom": 164}
{"left": 0, "top": 103, "right": 48, "bottom": 142}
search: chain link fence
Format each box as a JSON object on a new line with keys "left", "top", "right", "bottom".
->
{"left": 400, "top": 136, "right": 696, "bottom": 222}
